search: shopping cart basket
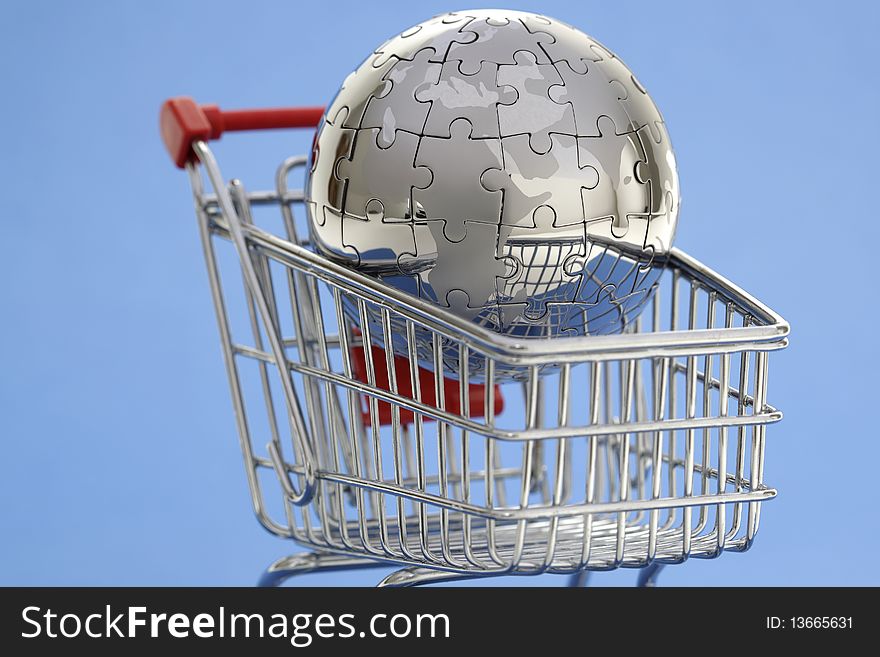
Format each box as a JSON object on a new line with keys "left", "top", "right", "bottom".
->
{"left": 160, "top": 97, "right": 789, "bottom": 587}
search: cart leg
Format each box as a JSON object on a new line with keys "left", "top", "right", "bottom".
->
{"left": 568, "top": 570, "right": 591, "bottom": 587}
{"left": 377, "top": 566, "right": 492, "bottom": 588}
{"left": 636, "top": 562, "right": 665, "bottom": 587}
{"left": 258, "top": 550, "right": 385, "bottom": 587}
{"left": 383, "top": 568, "right": 603, "bottom": 587}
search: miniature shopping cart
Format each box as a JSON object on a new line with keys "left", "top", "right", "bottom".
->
{"left": 160, "top": 97, "right": 789, "bottom": 587}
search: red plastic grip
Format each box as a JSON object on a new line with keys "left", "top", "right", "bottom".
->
{"left": 350, "top": 342, "right": 505, "bottom": 428}
{"left": 160, "top": 97, "right": 325, "bottom": 168}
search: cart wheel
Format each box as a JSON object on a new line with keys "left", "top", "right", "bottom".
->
{"left": 568, "top": 570, "right": 592, "bottom": 587}
{"left": 636, "top": 562, "right": 665, "bottom": 587}
{"left": 258, "top": 551, "right": 383, "bottom": 587}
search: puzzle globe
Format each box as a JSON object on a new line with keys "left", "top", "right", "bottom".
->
{"left": 305, "top": 8, "right": 680, "bottom": 374}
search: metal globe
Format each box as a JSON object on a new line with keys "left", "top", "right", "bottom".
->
{"left": 305, "top": 9, "right": 679, "bottom": 378}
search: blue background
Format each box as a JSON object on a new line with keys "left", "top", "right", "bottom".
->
{"left": 2, "top": 0, "right": 877, "bottom": 586}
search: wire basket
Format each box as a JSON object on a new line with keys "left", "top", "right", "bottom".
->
{"left": 162, "top": 98, "right": 789, "bottom": 586}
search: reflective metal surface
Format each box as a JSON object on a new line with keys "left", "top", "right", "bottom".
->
{"left": 179, "top": 142, "right": 787, "bottom": 586}
{"left": 306, "top": 9, "right": 680, "bottom": 353}
{"left": 165, "top": 11, "right": 789, "bottom": 587}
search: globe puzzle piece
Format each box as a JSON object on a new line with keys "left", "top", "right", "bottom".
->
{"left": 520, "top": 14, "right": 605, "bottom": 74}
{"left": 594, "top": 52, "right": 660, "bottom": 133}
{"left": 309, "top": 205, "right": 361, "bottom": 267}
{"left": 414, "top": 221, "right": 510, "bottom": 314}
{"left": 629, "top": 122, "right": 679, "bottom": 253}
{"left": 415, "top": 60, "right": 516, "bottom": 139}
{"left": 548, "top": 60, "right": 635, "bottom": 137}
{"left": 495, "top": 205, "right": 587, "bottom": 322}
{"left": 360, "top": 48, "right": 441, "bottom": 147}
{"left": 335, "top": 127, "right": 431, "bottom": 222}
{"left": 571, "top": 117, "right": 651, "bottom": 250}
{"left": 482, "top": 132, "right": 590, "bottom": 228}
{"left": 559, "top": 241, "right": 661, "bottom": 332}
{"left": 497, "top": 49, "right": 577, "bottom": 154}
{"left": 413, "top": 117, "right": 504, "bottom": 242}
{"left": 326, "top": 58, "right": 397, "bottom": 131}
{"left": 306, "top": 112, "right": 356, "bottom": 217}
{"left": 372, "top": 11, "right": 478, "bottom": 68}
{"left": 447, "top": 15, "right": 555, "bottom": 75}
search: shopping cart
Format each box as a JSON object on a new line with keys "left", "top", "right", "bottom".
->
{"left": 160, "top": 97, "right": 789, "bottom": 587}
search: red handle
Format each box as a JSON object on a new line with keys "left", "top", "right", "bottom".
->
{"left": 160, "top": 97, "right": 325, "bottom": 168}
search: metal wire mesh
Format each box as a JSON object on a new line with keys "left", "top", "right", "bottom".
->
{"left": 186, "top": 147, "right": 788, "bottom": 577}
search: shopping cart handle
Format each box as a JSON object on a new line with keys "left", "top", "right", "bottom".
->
{"left": 160, "top": 97, "right": 325, "bottom": 168}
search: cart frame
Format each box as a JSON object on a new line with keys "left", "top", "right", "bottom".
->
{"left": 162, "top": 98, "right": 789, "bottom": 587}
